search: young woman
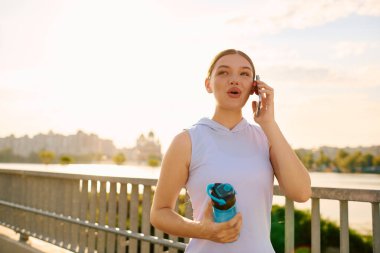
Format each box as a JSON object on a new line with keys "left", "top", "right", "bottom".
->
{"left": 150, "top": 49, "right": 311, "bottom": 252}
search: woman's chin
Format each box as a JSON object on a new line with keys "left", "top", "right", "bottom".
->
{"left": 217, "top": 103, "right": 245, "bottom": 112}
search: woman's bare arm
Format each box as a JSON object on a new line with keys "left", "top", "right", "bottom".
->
{"left": 252, "top": 80, "right": 311, "bottom": 203}
{"left": 262, "top": 122, "right": 312, "bottom": 202}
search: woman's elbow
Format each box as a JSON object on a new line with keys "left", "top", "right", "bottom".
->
{"left": 294, "top": 187, "right": 312, "bottom": 203}
{"left": 150, "top": 207, "right": 160, "bottom": 228}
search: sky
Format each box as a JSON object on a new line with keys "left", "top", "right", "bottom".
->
{"left": 1, "top": 0, "right": 380, "bottom": 152}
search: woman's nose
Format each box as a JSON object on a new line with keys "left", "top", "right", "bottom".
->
{"left": 229, "top": 75, "right": 240, "bottom": 85}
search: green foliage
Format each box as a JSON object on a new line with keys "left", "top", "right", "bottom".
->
{"left": 374, "top": 155, "right": 380, "bottom": 166}
{"left": 270, "top": 205, "right": 372, "bottom": 253}
{"left": 296, "top": 150, "right": 314, "bottom": 170}
{"left": 295, "top": 247, "right": 311, "bottom": 253}
{"left": 0, "top": 148, "right": 30, "bottom": 163}
{"left": 295, "top": 147, "right": 380, "bottom": 173}
{"left": 60, "top": 155, "right": 73, "bottom": 165}
{"left": 148, "top": 155, "right": 160, "bottom": 167}
{"left": 315, "top": 150, "right": 331, "bottom": 168}
{"left": 113, "top": 152, "right": 126, "bottom": 165}
{"left": 38, "top": 150, "right": 55, "bottom": 165}
{"left": 358, "top": 153, "right": 374, "bottom": 168}
{"left": 148, "top": 158, "right": 160, "bottom": 167}
{"left": 0, "top": 148, "right": 107, "bottom": 164}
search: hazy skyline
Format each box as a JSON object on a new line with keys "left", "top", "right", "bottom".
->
{"left": 1, "top": 0, "right": 380, "bottom": 152}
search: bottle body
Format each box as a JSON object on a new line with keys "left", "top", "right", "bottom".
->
{"left": 213, "top": 204, "right": 237, "bottom": 223}
{"left": 207, "top": 183, "right": 237, "bottom": 223}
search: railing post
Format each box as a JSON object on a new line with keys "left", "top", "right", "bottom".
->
{"left": 141, "top": 185, "right": 152, "bottom": 253}
{"left": 47, "top": 178, "right": 56, "bottom": 244}
{"left": 97, "top": 181, "right": 107, "bottom": 253}
{"left": 340, "top": 200, "right": 349, "bottom": 253}
{"left": 285, "top": 197, "right": 294, "bottom": 253}
{"left": 42, "top": 178, "right": 49, "bottom": 241}
{"left": 79, "top": 179, "right": 89, "bottom": 253}
{"left": 63, "top": 179, "right": 72, "bottom": 249}
{"left": 311, "top": 198, "right": 321, "bottom": 253}
{"left": 19, "top": 232, "right": 29, "bottom": 242}
{"left": 107, "top": 182, "right": 117, "bottom": 253}
{"left": 130, "top": 184, "right": 139, "bottom": 253}
{"left": 117, "top": 183, "right": 128, "bottom": 253}
{"left": 373, "top": 202, "right": 380, "bottom": 253}
{"left": 88, "top": 180, "right": 98, "bottom": 252}
{"left": 20, "top": 175, "right": 28, "bottom": 243}
{"left": 70, "top": 179, "right": 80, "bottom": 252}
{"left": 56, "top": 179, "right": 65, "bottom": 246}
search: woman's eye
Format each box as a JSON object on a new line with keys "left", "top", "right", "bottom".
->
{"left": 217, "top": 71, "right": 228, "bottom": 75}
{"left": 241, "top": 72, "right": 250, "bottom": 76}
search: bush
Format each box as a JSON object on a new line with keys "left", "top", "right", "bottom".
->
{"left": 270, "top": 205, "right": 372, "bottom": 253}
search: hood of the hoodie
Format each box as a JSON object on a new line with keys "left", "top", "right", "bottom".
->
{"left": 194, "top": 117, "right": 249, "bottom": 134}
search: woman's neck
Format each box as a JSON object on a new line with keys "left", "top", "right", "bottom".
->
{"left": 211, "top": 108, "right": 243, "bottom": 130}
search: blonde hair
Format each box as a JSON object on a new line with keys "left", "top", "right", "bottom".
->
{"left": 207, "top": 49, "right": 255, "bottom": 79}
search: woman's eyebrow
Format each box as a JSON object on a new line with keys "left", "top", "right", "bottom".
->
{"left": 216, "top": 65, "right": 252, "bottom": 71}
{"left": 216, "top": 65, "right": 231, "bottom": 70}
{"left": 241, "top": 66, "right": 253, "bottom": 71}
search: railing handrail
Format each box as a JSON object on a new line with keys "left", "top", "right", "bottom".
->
{"left": 0, "top": 167, "right": 158, "bottom": 185}
{"left": 274, "top": 185, "right": 380, "bottom": 202}
{"left": 1, "top": 167, "right": 379, "bottom": 202}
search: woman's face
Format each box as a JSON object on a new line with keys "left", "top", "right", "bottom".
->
{"left": 205, "top": 54, "right": 254, "bottom": 111}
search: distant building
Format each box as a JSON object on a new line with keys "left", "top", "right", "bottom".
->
{"left": 0, "top": 130, "right": 162, "bottom": 164}
{"left": 0, "top": 130, "right": 116, "bottom": 158}
{"left": 121, "top": 131, "right": 162, "bottom": 164}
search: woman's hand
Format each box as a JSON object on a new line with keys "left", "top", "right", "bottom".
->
{"left": 251, "top": 80, "right": 275, "bottom": 126}
{"left": 200, "top": 201, "right": 242, "bottom": 243}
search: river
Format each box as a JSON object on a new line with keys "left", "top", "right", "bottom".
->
{"left": 1, "top": 163, "right": 379, "bottom": 235}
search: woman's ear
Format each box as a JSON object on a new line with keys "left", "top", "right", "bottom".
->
{"left": 205, "top": 78, "right": 212, "bottom": 93}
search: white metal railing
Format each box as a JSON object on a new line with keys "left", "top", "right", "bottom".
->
{"left": 0, "top": 168, "right": 379, "bottom": 253}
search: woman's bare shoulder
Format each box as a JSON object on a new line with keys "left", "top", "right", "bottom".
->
{"left": 165, "top": 130, "right": 192, "bottom": 166}
{"left": 170, "top": 130, "right": 191, "bottom": 148}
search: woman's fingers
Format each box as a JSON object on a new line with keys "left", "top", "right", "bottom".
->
{"left": 252, "top": 101, "right": 257, "bottom": 112}
{"left": 256, "top": 82, "right": 274, "bottom": 108}
{"left": 220, "top": 213, "right": 242, "bottom": 240}
{"left": 209, "top": 212, "right": 242, "bottom": 243}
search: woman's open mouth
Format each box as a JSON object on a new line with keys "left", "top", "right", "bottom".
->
{"left": 227, "top": 87, "right": 241, "bottom": 98}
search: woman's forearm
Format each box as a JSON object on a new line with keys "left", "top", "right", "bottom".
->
{"left": 151, "top": 205, "right": 243, "bottom": 243}
{"left": 150, "top": 207, "right": 207, "bottom": 239}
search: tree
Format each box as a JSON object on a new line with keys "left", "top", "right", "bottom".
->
{"left": 148, "top": 154, "right": 160, "bottom": 167}
{"left": 374, "top": 155, "right": 380, "bottom": 166}
{"left": 316, "top": 150, "right": 331, "bottom": 169}
{"left": 38, "top": 150, "right": 55, "bottom": 165}
{"left": 357, "top": 153, "right": 374, "bottom": 168}
{"left": 270, "top": 205, "right": 373, "bottom": 253}
{"left": 113, "top": 153, "right": 126, "bottom": 165}
{"left": 0, "top": 148, "right": 14, "bottom": 162}
{"left": 347, "top": 151, "right": 362, "bottom": 172}
{"left": 295, "top": 149, "right": 315, "bottom": 170}
{"left": 60, "top": 155, "right": 73, "bottom": 165}
{"left": 334, "top": 149, "right": 350, "bottom": 172}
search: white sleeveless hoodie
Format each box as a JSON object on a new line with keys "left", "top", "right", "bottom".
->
{"left": 185, "top": 117, "right": 275, "bottom": 253}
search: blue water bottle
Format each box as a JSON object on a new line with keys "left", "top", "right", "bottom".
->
{"left": 207, "top": 183, "right": 237, "bottom": 223}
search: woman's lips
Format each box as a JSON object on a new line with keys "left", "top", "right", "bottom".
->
{"left": 227, "top": 87, "right": 241, "bottom": 98}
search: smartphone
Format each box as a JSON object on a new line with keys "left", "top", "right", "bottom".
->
{"left": 255, "top": 75, "right": 262, "bottom": 116}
